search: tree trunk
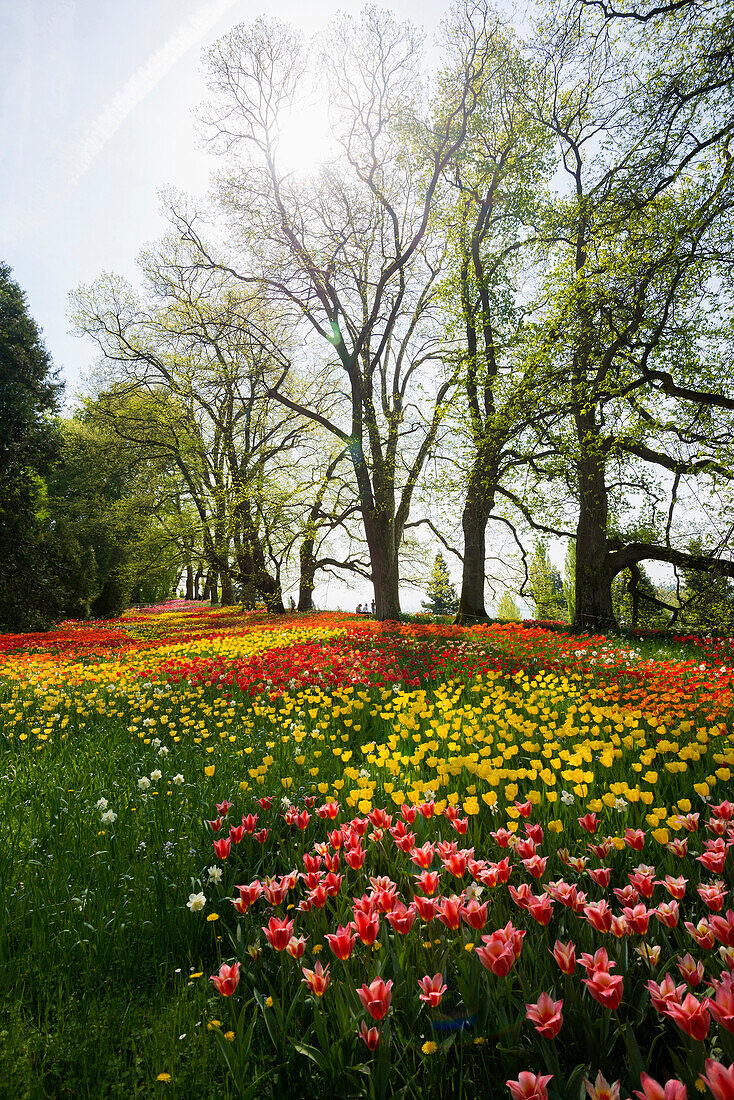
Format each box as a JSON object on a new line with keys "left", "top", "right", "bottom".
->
{"left": 298, "top": 536, "right": 317, "bottom": 612}
{"left": 185, "top": 564, "right": 194, "bottom": 601}
{"left": 194, "top": 565, "right": 203, "bottom": 600}
{"left": 574, "top": 413, "right": 615, "bottom": 629}
{"left": 220, "top": 570, "right": 234, "bottom": 606}
{"left": 456, "top": 469, "right": 495, "bottom": 625}
{"left": 364, "top": 512, "right": 401, "bottom": 621}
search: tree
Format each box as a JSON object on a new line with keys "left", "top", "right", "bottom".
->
{"left": 527, "top": 542, "right": 567, "bottom": 621}
{"left": 0, "top": 264, "right": 89, "bottom": 630}
{"left": 180, "top": 7, "right": 502, "bottom": 620}
{"left": 496, "top": 591, "right": 521, "bottom": 621}
{"left": 422, "top": 552, "right": 459, "bottom": 615}
{"left": 679, "top": 539, "right": 734, "bottom": 630}
{"left": 525, "top": 0, "right": 734, "bottom": 627}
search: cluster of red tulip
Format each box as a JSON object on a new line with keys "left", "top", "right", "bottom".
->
{"left": 203, "top": 789, "right": 734, "bottom": 1098}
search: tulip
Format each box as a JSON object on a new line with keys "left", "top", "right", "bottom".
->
{"left": 624, "top": 828, "right": 646, "bottom": 851}
{"left": 506, "top": 1071, "right": 552, "bottom": 1100}
{"left": 698, "top": 882, "right": 727, "bottom": 911}
{"left": 325, "top": 924, "right": 356, "bottom": 960}
{"left": 551, "top": 939, "right": 576, "bottom": 975}
{"left": 352, "top": 908, "right": 380, "bottom": 945}
{"left": 358, "top": 1021, "right": 380, "bottom": 1051}
{"left": 583, "top": 1071, "right": 620, "bottom": 1099}
{"left": 357, "top": 976, "right": 393, "bottom": 1021}
{"left": 461, "top": 897, "right": 488, "bottom": 930}
{"left": 418, "top": 972, "right": 447, "bottom": 1007}
{"left": 677, "top": 953, "right": 704, "bottom": 987}
{"left": 413, "top": 894, "right": 439, "bottom": 922}
{"left": 262, "top": 915, "right": 294, "bottom": 951}
{"left": 286, "top": 934, "right": 307, "bottom": 959}
{"left": 527, "top": 893, "right": 554, "bottom": 926}
{"left": 525, "top": 992, "right": 563, "bottom": 1039}
{"left": 663, "top": 875, "right": 687, "bottom": 899}
{"left": 656, "top": 900, "right": 680, "bottom": 928}
{"left": 710, "top": 911, "right": 734, "bottom": 948}
{"left": 302, "top": 959, "right": 330, "bottom": 997}
{"left": 666, "top": 992, "right": 710, "bottom": 1040}
{"left": 647, "top": 974, "right": 686, "bottom": 1015}
{"left": 583, "top": 970, "right": 624, "bottom": 1011}
{"left": 685, "top": 918, "right": 716, "bottom": 949}
{"left": 632, "top": 1072, "right": 687, "bottom": 1100}
{"left": 588, "top": 866, "right": 611, "bottom": 888}
{"left": 213, "top": 836, "right": 231, "bottom": 860}
{"left": 386, "top": 900, "right": 416, "bottom": 935}
{"left": 415, "top": 869, "right": 441, "bottom": 895}
{"left": 438, "top": 894, "right": 463, "bottom": 931}
{"left": 584, "top": 900, "right": 613, "bottom": 933}
{"left": 707, "top": 973, "right": 734, "bottom": 1034}
{"left": 210, "top": 961, "right": 240, "bottom": 997}
{"left": 700, "top": 1059, "right": 734, "bottom": 1100}
{"left": 578, "top": 812, "right": 599, "bottom": 834}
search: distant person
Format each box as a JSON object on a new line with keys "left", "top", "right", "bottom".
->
{"left": 371, "top": 599, "right": 376, "bottom": 615}
{"left": 356, "top": 603, "right": 363, "bottom": 614}
{"left": 289, "top": 596, "right": 296, "bottom": 612}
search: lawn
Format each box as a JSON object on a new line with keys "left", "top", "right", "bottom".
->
{"left": 1, "top": 605, "right": 733, "bottom": 1099}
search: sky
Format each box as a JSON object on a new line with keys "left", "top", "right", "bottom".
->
{"left": 1, "top": 0, "right": 455, "bottom": 403}
{"left": 4, "top": 0, "right": 488, "bottom": 611}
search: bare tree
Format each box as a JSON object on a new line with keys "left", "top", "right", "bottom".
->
{"left": 181, "top": 5, "right": 499, "bottom": 620}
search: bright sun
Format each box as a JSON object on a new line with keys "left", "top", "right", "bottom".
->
{"left": 276, "top": 98, "right": 336, "bottom": 178}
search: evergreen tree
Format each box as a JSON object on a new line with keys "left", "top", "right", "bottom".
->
{"left": 0, "top": 264, "right": 84, "bottom": 630}
{"left": 528, "top": 543, "right": 567, "bottom": 622}
{"left": 422, "top": 552, "right": 459, "bottom": 616}
{"left": 680, "top": 540, "right": 734, "bottom": 630}
{"left": 496, "top": 592, "right": 521, "bottom": 622}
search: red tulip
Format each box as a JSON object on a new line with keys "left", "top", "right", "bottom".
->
{"left": 415, "top": 869, "right": 441, "bottom": 895}
{"left": 588, "top": 866, "right": 611, "bottom": 888}
{"left": 708, "top": 973, "right": 734, "bottom": 1034}
{"left": 551, "top": 939, "right": 576, "bottom": 975}
{"left": 352, "top": 908, "right": 380, "bottom": 945}
{"left": 624, "top": 828, "right": 646, "bottom": 851}
{"left": 677, "top": 953, "right": 704, "bottom": 987}
{"left": 685, "top": 918, "right": 716, "bottom": 949}
{"left": 633, "top": 1072, "right": 687, "bottom": 1100}
{"left": 357, "top": 976, "right": 393, "bottom": 1021}
{"left": 584, "top": 900, "right": 612, "bottom": 933}
{"left": 461, "top": 897, "right": 488, "bottom": 930}
{"left": 302, "top": 959, "right": 330, "bottom": 997}
{"left": 325, "top": 924, "right": 356, "bottom": 960}
{"left": 386, "top": 900, "right": 416, "bottom": 935}
{"left": 656, "top": 900, "right": 680, "bottom": 928}
{"left": 663, "top": 875, "right": 687, "bottom": 899}
{"left": 213, "top": 836, "right": 231, "bottom": 860}
{"left": 210, "top": 961, "right": 240, "bottom": 997}
{"left": 700, "top": 1058, "right": 734, "bottom": 1100}
{"left": 578, "top": 812, "right": 599, "bottom": 834}
{"left": 506, "top": 1071, "right": 552, "bottom": 1100}
{"left": 525, "top": 992, "right": 563, "bottom": 1038}
{"left": 358, "top": 1021, "right": 380, "bottom": 1051}
{"left": 438, "top": 894, "right": 463, "bottom": 930}
{"left": 262, "top": 915, "right": 294, "bottom": 951}
{"left": 698, "top": 882, "right": 727, "bottom": 912}
{"left": 583, "top": 969, "right": 624, "bottom": 1011}
{"left": 647, "top": 974, "right": 686, "bottom": 1015}
{"left": 413, "top": 894, "right": 439, "bottom": 922}
{"left": 527, "top": 893, "right": 554, "bottom": 925}
{"left": 418, "top": 972, "right": 447, "bottom": 1007}
{"left": 666, "top": 992, "right": 710, "bottom": 1040}
{"left": 710, "top": 911, "right": 734, "bottom": 948}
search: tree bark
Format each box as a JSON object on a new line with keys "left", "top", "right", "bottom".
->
{"left": 185, "top": 564, "right": 194, "bottom": 601}
{"left": 298, "top": 536, "right": 317, "bottom": 612}
{"left": 574, "top": 412, "right": 616, "bottom": 629}
{"left": 364, "top": 511, "right": 401, "bottom": 621}
{"left": 220, "top": 569, "right": 234, "bottom": 606}
{"left": 456, "top": 466, "right": 495, "bottom": 624}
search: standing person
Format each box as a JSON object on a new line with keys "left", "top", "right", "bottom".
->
{"left": 289, "top": 596, "right": 296, "bottom": 612}
{"left": 371, "top": 600, "right": 376, "bottom": 615}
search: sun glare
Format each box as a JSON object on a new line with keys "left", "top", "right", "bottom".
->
{"left": 276, "top": 98, "right": 336, "bottom": 178}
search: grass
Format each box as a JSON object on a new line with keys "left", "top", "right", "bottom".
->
{"left": 1, "top": 608, "right": 733, "bottom": 1099}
